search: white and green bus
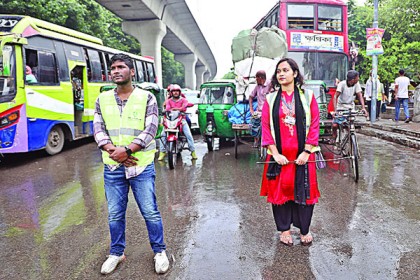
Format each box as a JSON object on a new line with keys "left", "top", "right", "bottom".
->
{"left": 0, "top": 15, "right": 159, "bottom": 155}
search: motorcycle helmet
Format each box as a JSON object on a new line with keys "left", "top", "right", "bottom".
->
{"left": 170, "top": 84, "right": 182, "bottom": 92}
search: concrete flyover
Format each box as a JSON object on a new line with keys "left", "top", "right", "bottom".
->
{"left": 95, "top": 0, "right": 217, "bottom": 89}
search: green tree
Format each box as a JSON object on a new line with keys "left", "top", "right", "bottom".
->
{"left": 348, "top": 0, "right": 420, "bottom": 84}
{"left": 161, "top": 48, "right": 185, "bottom": 88}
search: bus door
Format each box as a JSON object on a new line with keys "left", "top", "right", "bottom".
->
{"left": 70, "top": 65, "right": 85, "bottom": 136}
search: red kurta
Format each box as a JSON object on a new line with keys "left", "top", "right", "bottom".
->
{"left": 260, "top": 91, "right": 320, "bottom": 205}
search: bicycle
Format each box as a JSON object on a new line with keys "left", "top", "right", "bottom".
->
{"left": 331, "top": 109, "right": 364, "bottom": 182}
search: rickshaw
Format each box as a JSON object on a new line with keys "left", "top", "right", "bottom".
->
{"left": 301, "top": 80, "right": 331, "bottom": 141}
{"left": 197, "top": 80, "right": 236, "bottom": 151}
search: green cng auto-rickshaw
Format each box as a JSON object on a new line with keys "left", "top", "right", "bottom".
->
{"left": 198, "top": 80, "right": 237, "bottom": 151}
{"left": 301, "top": 80, "right": 331, "bottom": 140}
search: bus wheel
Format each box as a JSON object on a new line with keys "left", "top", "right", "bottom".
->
{"left": 45, "top": 126, "right": 65, "bottom": 155}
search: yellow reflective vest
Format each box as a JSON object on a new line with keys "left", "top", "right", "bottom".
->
{"left": 266, "top": 89, "right": 320, "bottom": 154}
{"left": 98, "top": 88, "right": 156, "bottom": 166}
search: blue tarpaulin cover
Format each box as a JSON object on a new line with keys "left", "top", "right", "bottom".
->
{"left": 228, "top": 100, "right": 258, "bottom": 124}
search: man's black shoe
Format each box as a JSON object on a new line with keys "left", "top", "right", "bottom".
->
{"left": 404, "top": 118, "right": 410, "bottom": 123}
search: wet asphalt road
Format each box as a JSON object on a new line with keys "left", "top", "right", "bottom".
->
{"left": 0, "top": 135, "right": 419, "bottom": 280}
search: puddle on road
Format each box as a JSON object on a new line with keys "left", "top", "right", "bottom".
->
{"left": 311, "top": 135, "right": 420, "bottom": 279}
{"left": 176, "top": 196, "right": 262, "bottom": 280}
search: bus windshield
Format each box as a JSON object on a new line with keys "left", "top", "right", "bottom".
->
{"left": 288, "top": 51, "right": 347, "bottom": 88}
{"left": 0, "top": 45, "right": 16, "bottom": 103}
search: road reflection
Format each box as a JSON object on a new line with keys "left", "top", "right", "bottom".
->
{"left": 0, "top": 143, "right": 106, "bottom": 279}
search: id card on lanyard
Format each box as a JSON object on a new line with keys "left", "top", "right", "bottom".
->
{"left": 282, "top": 94, "right": 296, "bottom": 126}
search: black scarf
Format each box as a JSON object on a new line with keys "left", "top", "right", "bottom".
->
{"left": 266, "top": 86, "right": 310, "bottom": 205}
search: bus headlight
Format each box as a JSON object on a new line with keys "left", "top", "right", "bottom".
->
{"left": 0, "top": 111, "right": 19, "bottom": 128}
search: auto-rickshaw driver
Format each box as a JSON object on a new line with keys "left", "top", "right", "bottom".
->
{"left": 158, "top": 84, "right": 197, "bottom": 160}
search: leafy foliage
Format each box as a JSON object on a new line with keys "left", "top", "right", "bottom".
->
{"left": 349, "top": 0, "right": 420, "bottom": 84}
{"left": 161, "top": 48, "right": 185, "bottom": 88}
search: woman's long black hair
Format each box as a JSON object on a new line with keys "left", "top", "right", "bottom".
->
{"left": 270, "top": 58, "right": 304, "bottom": 90}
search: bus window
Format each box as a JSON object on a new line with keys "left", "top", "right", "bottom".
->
{"left": 145, "top": 62, "right": 156, "bottom": 83}
{"left": 98, "top": 52, "right": 107, "bottom": 81}
{"left": 135, "top": 60, "right": 145, "bottom": 83}
{"left": 318, "top": 5, "right": 342, "bottom": 31}
{"left": 288, "top": 52, "right": 316, "bottom": 81}
{"left": 53, "top": 41, "right": 69, "bottom": 81}
{"left": 105, "top": 53, "right": 112, "bottom": 80}
{"left": 83, "top": 49, "right": 92, "bottom": 81}
{"left": 271, "top": 12, "right": 278, "bottom": 27}
{"left": 64, "top": 43, "right": 84, "bottom": 62}
{"left": 87, "top": 49, "right": 102, "bottom": 82}
{"left": 287, "top": 4, "right": 314, "bottom": 30}
{"left": 0, "top": 45, "right": 16, "bottom": 102}
{"left": 24, "top": 49, "right": 39, "bottom": 83}
{"left": 38, "top": 51, "right": 58, "bottom": 84}
{"left": 265, "top": 17, "right": 271, "bottom": 27}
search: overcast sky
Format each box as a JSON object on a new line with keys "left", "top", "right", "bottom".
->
{"left": 186, "top": 0, "right": 278, "bottom": 78}
{"left": 186, "top": 0, "right": 366, "bottom": 79}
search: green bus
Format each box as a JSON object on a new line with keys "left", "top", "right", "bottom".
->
{"left": 0, "top": 15, "right": 160, "bottom": 155}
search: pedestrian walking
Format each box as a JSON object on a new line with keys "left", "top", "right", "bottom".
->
{"left": 394, "top": 69, "right": 411, "bottom": 123}
{"left": 93, "top": 53, "right": 169, "bottom": 275}
{"left": 260, "top": 58, "right": 320, "bottom": 246}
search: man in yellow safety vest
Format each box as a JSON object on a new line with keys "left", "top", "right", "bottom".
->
{"left": 93, "top": 53, "right": 169, "bottom": 275}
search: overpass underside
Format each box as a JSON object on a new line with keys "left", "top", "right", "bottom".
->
{"left": 95, "top": 0, "right": 217, "bottom": 89}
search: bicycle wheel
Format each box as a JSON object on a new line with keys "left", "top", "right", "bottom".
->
{"left": 340, "top": 125, "right": 351, "bottom": 156}
{"left": 350, "top": 133, "right": 359, "bottom": 182}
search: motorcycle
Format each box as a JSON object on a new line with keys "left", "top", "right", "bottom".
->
{"left": 162, "top": 105, "right": 193, "bottom": 169}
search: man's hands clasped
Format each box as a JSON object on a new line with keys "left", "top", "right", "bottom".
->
{"left": 105, "top": 145, "right": 139, "bottom": 167}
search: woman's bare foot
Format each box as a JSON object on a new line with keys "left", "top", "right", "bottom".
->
{"left": 280, "top": 231, "right": 293, "bottom": 246}
{"left": 300, "top": 232, "right": 313, "bottom": 246}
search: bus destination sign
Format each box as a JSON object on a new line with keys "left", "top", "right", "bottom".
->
{"left": 290, "top": 32, "right": 344, "bottom": 52}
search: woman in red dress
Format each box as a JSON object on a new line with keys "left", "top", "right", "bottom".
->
{"left": 260, "top": 58, "right": 320, "bottom": 246}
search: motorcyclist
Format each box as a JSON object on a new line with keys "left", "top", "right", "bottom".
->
{"left": 158, "top": 84, "right": 197, "bottom": 160}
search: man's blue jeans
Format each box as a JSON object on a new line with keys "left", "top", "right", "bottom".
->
{"left": 160, "top": 119, "right": 195, "bottom": 152}
{"left": 104, "top": 163, "right": 166, "bottom": 256}
{"left": 395, "top": 98, "right": 409, "bottom": 120}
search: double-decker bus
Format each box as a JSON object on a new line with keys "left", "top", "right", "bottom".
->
{"left": 254, "top": 0, "right": 348, "bottom": 91}
{"left": 0, "top": 15, "right": 158, "bottom": 155}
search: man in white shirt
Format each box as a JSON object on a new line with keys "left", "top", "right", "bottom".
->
{"left": 330, "top": 70, "right": 367, "bottom": 144}
{"left": 394, "top": 69, "right": 410, "bottom": 123}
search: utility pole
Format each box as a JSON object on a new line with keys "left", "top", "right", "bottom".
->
{"left": 370, "top": 0, "right": 379, "bottom": 123}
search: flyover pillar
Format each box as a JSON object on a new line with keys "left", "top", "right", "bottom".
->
{"left": 195, "top": 66, "right": 207, "bottom": 89}
{"left": 122, "top": 20, "right": 167, "bottom": 88}
{"left": 175, "top": 53, "right": 197, "bottom": 89}
{"left": 203, "top": 71, "right": 211, "bottom": 83}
